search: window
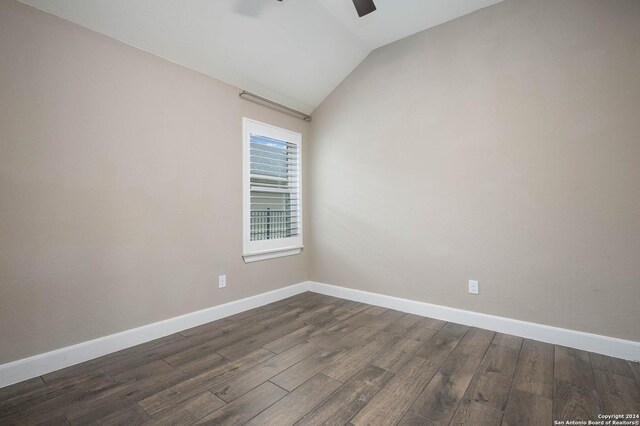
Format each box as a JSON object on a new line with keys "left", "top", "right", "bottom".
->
{"left": 242, "top": 118, "right": 303, "bottom": 262}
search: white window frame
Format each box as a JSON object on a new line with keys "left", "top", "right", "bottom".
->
{"left": 242, "top": 118, "right": 303, "bottom": 263}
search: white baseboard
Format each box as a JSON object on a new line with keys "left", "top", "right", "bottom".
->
{"left": 2, "top": 280, "right": 637, "bottom": 390}
{"left": 0, "top": 281, "right": 312, "bottom": 389}
{"left": 308, "top": 281, "right": 640, "bottom": 362}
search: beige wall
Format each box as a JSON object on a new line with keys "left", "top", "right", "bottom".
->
{"left": 2, "top": 0, "right": 639, "bottom": 366}
{"left": 309, "top": 0, "right": 640, "bottom": 341}
{"left": 0, "top": 0, "right": 309, "bottom": 364}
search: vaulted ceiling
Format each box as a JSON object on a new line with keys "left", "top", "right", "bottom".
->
{"left": 19, "top": 0, "right": 503, "bottom": 113}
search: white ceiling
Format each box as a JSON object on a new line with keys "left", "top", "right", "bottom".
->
{"left": 19, "top": 0, "right": 503, "bottom": 113}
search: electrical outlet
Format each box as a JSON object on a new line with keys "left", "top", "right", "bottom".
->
{"left": 218, "top": 274, "right": 227, "bottom": 289}
{"left": 468, "top": 280, "right": 479, "bottom": 295}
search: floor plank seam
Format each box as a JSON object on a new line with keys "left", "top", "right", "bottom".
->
{"left": 297, "top": 373, "right": 347, "bottom": 424}
{"left": 629, "top": 361, "right": 640, "bottom": 388}
{"left": 136, "top": 400, "right": 153, "bottom": 419}
{"left": 268, "top": 378, "right": 295, "bottom": 394}
{"left": 448, "top": 331, "right": 496, "bottom": 426}
{"left": 396, "top": 322, "right": 464, "bottom": 425}
{"left": 588, "top": 350, "right": 605, "bottom": 415}
{"left": 99, "top": 367, "right": 117, "bottom": 384}
{"left": 498, "top": 338, "right": 525, "bottom": 425}
{"left": 241, "top": 390, "right": 288, "bottom": 425}
{"left": 552, "top": 344, "right": 557, "bottom": 424}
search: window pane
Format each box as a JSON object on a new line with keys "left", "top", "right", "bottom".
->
{"left": 249, "top": 134, "right": 299, "bottom": 241}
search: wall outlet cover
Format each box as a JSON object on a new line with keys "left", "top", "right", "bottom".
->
{"left": 468, "top": 280, "right": 479, "bottom": 295}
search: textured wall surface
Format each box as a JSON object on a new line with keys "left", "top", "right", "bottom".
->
{"left": 0, "top": 0, "right": 309, "bottom": 364}
{"left": 309, "top": 0, "right": 640, "bottom": 341}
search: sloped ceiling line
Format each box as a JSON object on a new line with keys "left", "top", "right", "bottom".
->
{"left": 18, "top": 0, "right": 503, "bottom": 114}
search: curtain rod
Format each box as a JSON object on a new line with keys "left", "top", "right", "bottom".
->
{"left": 239, "top": 90, "right": 311, "bottom": 122}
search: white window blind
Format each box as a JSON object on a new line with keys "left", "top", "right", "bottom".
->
{"left": 249, "top": 135, "right": 300, "bottom": 241}
{"left": 243, "top": 118, "right": 302, "bottom": 262}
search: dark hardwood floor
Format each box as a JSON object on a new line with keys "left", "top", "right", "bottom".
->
{"left": 1, "top": 292, "right": 639, "bottom": 425}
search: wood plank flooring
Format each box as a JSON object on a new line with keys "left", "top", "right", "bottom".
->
{"left": 1, "top": 292, "right": 639, "bottom": 425}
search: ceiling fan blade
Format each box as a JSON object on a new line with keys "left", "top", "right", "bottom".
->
{"left": 352, "top": 0, "right": 376, "bottom": 17}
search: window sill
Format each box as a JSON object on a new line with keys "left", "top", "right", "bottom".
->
{"left": 242, "top": 247, "right": 302, "bottom": 263}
